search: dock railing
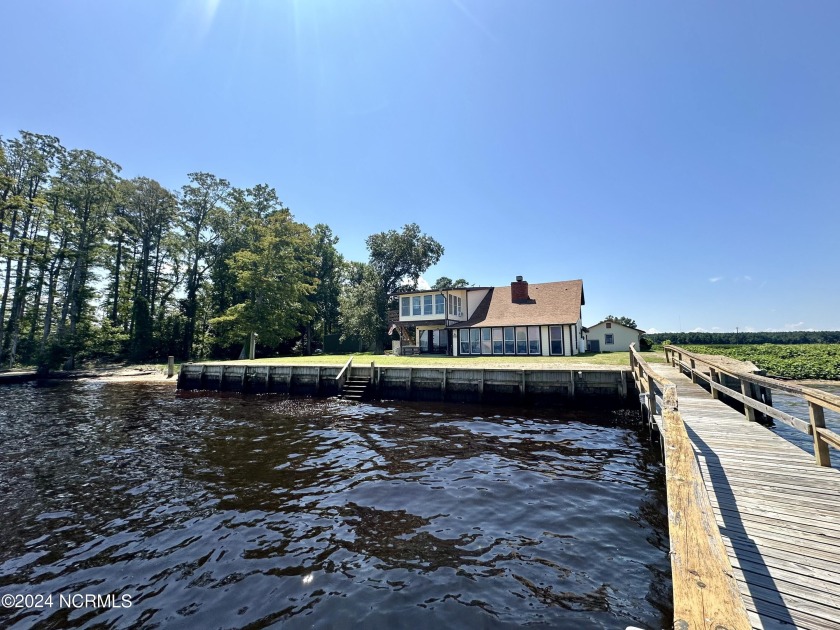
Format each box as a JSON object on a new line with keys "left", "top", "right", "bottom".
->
{"left": 629, "top": 344, "right": 751, "bottom": 629}
{"left": 335, "top": 356, "right": 353, "bottom": 392}
{"left": 664, "top": 344, "right": 840, "bottom": 467}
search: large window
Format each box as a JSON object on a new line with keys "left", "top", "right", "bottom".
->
{"left": 451, "top": 296, "right": 462, "bottom": 317}
{"left": 435, "top": 294, "right": 445, "bottom": 314}
{"left": 470, "top": 329, "right": 481, "bottom": 354}
{"left": 401, "top": 297, "right": 409, "bottom": 317}
{"left": 481, "top": 328, "right": 492, "bottom": 354}
{"left": 492, "top": 328, "right": 503, "bottom": 354}
{"left": 605, "top": 334, "right": 614, "bottom": 345}
{"left": 528, "top": 326, "right": 540, "bottom": 354}
{"left": 459, "top": 329, "right": 470, "bottom": 354}
{"left": 412, "top": 296, "right": 421, "bottom": 316}
{"left": 423, "top": 295, "right": 432, "bottom": 315}
{"left": 549, "top": 326, "right": 563, "bottom": 355}
{"left": 516, "top": 327, "right": 528, "bottom": 354}
{"left": 504, "top": 327, "right": 515, "bottom": 354}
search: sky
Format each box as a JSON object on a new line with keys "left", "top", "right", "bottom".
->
{"left": 2, "top": 0, "right": 839, "bottom": 333}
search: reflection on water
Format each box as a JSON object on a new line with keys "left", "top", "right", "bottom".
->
{"left": 0, "top": 381, "right": 671, "bottom": 628}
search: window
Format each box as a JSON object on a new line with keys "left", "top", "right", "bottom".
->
{"left": 605, "top": 334, "right": 614, "bottom": 345}
{"left": 481, "top": 328, "right": 492, "bottom": 354}
{"left": 606, "top": 322, "right": 612, "bottom": 328}
{"left": 549, "top": 326, "right": 563, "bottom": 355}
{"left": 470, "top": 329, "right": 481, "bottom": 354}
{"left": 450, "top": 296, "right": 455, "bottom": 315}
{"left": 528, "top": 326, "right": 540, "bottom": 354}
{"left": 401, "top": 297, "right": 409, "bottom": 317}
{"left": 435, "top": 294, "right": 445, "bottom": 314}
{"left": 412, "top": 296, "right": 421, "bottom": 316}
{"left": 419, "top": 330, "right": 429, "bottom": 351}
{"left": 504, "top": 327, "right": 515, "bottom": 354}
{"left": 492, "top": 328, "right": 503, "bottom": 354}
{"left": 459, "top": 329, "right": 470, "bottom": 354}
{"left": 423, "top": 295, "right": 432, "bottom": 315}
{"left": 516, "top": 327, "right": 528, "bottom": 354}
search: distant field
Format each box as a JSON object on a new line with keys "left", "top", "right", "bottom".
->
{"left": 205, "top": 350, "right": 664, "bottom": 369}
{"left": 680, "top": 344, "right": 840, "bottom": 380}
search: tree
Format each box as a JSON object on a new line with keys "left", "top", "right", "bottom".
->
{"left": 432, "top": 276, "right": 469, "bottom": 290}
{"left": 338, "top": 262, "right": 382, "bottom": 351}
{"left": 341, "top": 224, "right": 443, "bottom": 352}
{"left": 605, "top": 315, "right": 637, "bottom": 329}
{"left": 310, "top": 223, "right": 343, "bottom": 343}
{"left": 179, "top": 172, "right": 230, "bottom": 359}
{"left": 209, "top": 208, "right": 317, "bottom": 350}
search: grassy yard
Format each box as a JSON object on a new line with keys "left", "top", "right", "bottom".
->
{"left": 204, "top": 350, "right": 666, "bottom": 369}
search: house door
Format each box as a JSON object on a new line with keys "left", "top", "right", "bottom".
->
{"left": 419, "top": 330, "right": 449, "bottom": 354}
{"left": 588, "top": 340, "right": 600, "bottom": 353}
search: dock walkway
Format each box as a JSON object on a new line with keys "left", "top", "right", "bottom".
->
{"left": 658, "top": 361, "right": 840, "bottom": 629}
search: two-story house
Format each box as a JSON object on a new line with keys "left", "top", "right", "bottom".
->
{"left": 393, "top": 276, "right": 585, "bottom": 357}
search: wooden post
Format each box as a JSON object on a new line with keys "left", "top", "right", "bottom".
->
{"left": 479, "top": 369, "right": 485, "bottom": 400}
{"left": 249, "top": 332, "right": 257, "bottom": 360}
{"left": 521, "top": 369, "right": 526, "bottom": 398}
{"left": 286, "top": 367, "right": 293, "bottom": 394}
{"left": 219, "top": 365, "right": 225, "bottom": 391}
{"left": 407, "top": 367, "right": 412, "bottom": 395}
{"left": 441, "top": 368, "right": 447, "bottom": 400}
{"left": 317, "top": 367, "right": 322, "bottom": 395}
{"left": 690, "top": 359, "right": 698, "bottom": 383}
{"left": 709, "top": 368, "right": 720, "bottom": 400}
{"left": 199, "top": 365, "right": 207, "bottom": 390}
{"left": 241, "top": 367, "right": 247, "bottom": 393}
{"left": 648, "top": 374, "right": 656, "bottom": 415}
{"left": 569, "top": 370, "right": 575, "bottom": 398}
{"left": 167, "top": 356, "right": 175, "bottom": 378}
{"left": 740, "top": 379, "right": 757, "bottom": 422}
{"left": 809, "top": 402, "right": 831, "bottom": 467}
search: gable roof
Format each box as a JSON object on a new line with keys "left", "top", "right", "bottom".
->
{"left": 588, "top": 319, "right": 645, "bottom": 334}
{"left": 450, "top": 280, "right": 584, "bottom": 328}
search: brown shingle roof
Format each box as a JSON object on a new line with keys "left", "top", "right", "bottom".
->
{"left": 449, "top": 280, "right": 584, "bottom": 328}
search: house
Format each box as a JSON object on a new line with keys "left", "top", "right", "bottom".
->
{"left": 586, "top": 320, "right": 644, "bottom": 352}
{"left": 393, "top": 276, "right": 586, "bottom": 357}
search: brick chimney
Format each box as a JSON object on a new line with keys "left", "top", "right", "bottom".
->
{"left": 511, "top": 276, "right": 529, "bottom": 303}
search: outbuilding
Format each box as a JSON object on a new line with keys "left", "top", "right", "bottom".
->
{"left": 585, "top": 320, "right": 644, "bottom": 352}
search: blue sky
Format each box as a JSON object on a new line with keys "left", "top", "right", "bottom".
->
{"left": 3, "top": 1, "right": 839, "bottom": 333}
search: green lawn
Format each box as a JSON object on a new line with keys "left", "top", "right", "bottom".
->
{"left": 203, "top": 350, "right": 665, "bottom": 369}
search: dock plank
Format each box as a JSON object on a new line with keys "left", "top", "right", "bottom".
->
{"left": 656, "top": 363, "right": 840, "bottom": 629}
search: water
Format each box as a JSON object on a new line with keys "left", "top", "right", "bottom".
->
{"left": 0, "top": 381, "right": 672, "bottom": 629}
{"left": 764, "top": 383, "right": 840, "bottom": 469}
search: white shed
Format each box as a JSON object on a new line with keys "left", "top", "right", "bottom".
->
{"left": 586, "top": 320, "right": 644, "bottom": 352}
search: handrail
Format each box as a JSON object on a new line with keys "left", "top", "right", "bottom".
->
{"left": 664, "top": 344, "right": 840, "bottom": 467}
{"left": 335, "top": 356, "right": 353, "bottom": 391}
{"left": 629, "top": 344, "right": 751, "bottom": 628}
{"left": 630, "top": 343, "right": 677, "bottom": 411}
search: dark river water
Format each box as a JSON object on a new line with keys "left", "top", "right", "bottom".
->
{"left": 0, "top": 381, "right": 672, "bottom": 629}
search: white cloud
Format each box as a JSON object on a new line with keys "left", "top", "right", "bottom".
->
{"left": 785, "top": 321, "right": 805, "bottom": 330}
{"left": 734, "top": 275, "right": 753, "bottom": 283}
{"left": 708, "top": 277, "right": 723, "bottom": 283}
{"left": 416, "top": 276, "right": 431, "bottom": 290}
{"left": 711, "top": 327, "right": 722, "bottom": 332}
{"left": 646, "top": 327, "right": 660, "bottom": 334}
{"left": 689, "top": 327, "right": 707, "bottom": 333}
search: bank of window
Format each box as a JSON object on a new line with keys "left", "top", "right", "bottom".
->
{"left": 605, "top": 334, "right": 614, "bottom": 345}
{"left": 459, "top": 329, "right": 470, "bottom": 354}
{"left": 435, "top": 294, "right": 445, "bottom": 314}
{"left": 504, "top": 327, "right": 515, "bottom": 354}
{"left": 481, "top": 328, "right": 492, "bottom": 354}
{"left": 451, "top": 296, "right": 462, "bottom": 316}
{"left": 515, "top": 327, "right": 528, "bottom": 354}
{"left": 528, "top": 326, "right": 540, "bottom": 354}
{"left": 492, "top": 328, "right": 503, "bottom": 354}
{"left": 470, "top": 329, "right": 481, "bottom": 354}
{"left": 549, "top": 326, "right": 563, "bottom": 355}
{"left": 401, "top": 297, "right": 410, "bottom": 317}
{"left": 412, "top": 296, "right": 421, "bottom": 315}
{"left": 423, "top": 295, "right": 433, "bottom": 315}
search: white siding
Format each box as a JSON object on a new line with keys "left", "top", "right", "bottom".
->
{"left": 540, "top": 326, "right": 550, "bottom": 356}
{"left": 587, "top": 322, "right": 642, "bottom": 352}
{"left": 465, "top": 288, "right": 489, "bottom": 319}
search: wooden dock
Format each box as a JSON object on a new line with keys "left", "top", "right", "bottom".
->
{"left": 632, "top": 346, "right": 840, "bottom": 629}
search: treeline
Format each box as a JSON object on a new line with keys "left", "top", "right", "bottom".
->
{"left": 645, "top": 331, "right": 840, "bottom": 345}
{"left": 0, "top": 130, "right": 441, "bottom": 370}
